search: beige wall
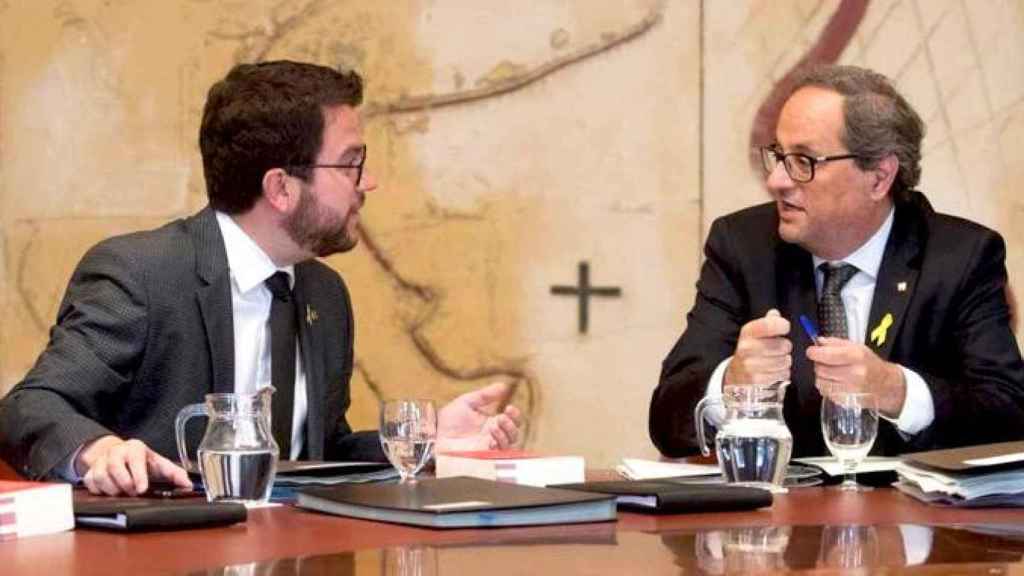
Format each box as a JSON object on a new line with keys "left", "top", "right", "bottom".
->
{"left": 2, "top": 1, "right": 1023, "bottom": 466}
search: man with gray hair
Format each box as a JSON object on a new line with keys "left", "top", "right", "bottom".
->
{"left": 650, "top": 64, "right": 1024, "bottom": 458}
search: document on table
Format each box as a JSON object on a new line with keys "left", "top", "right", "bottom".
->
{"left": 616, "top": 458, "right": 721, "bottom": 480}
{"left": 793, "top": 456, "right": 901, "bottom": 477}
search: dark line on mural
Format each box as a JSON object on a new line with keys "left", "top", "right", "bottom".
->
{"left": 14, "top": 222, "right": 47, "bottom": 332}
{"left": 749, "top": 0, "right": 870, "bottom": 158}
{"left": 354, "top": 360, "right": 384, "bottom": 403}
{"left": 356, "top": 223, "right": 536, "bottom": 433}
{"left": 355, "top": 226, "right": 434, "bottom": 304}
{"left": 907, "top": 0, "right": 967, "bottom": 206}
{"left": 364, "top": 4, "right": 663, "bottom": 117}
{"left": 211, "top": 0, "right": 327, "bottom": 63}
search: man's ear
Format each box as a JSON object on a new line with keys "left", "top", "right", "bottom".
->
{"left": 262, "top": 168, "right": 297, "bottom": 213}
{"left": 870, "top": 153, "right": 899, "bottom": 200}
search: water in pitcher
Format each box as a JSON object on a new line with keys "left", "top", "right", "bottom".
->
{"left": 716, "top": 417, "right": 793, "bottom": 487}
{"left": 199, "top": 449, "right": 276, "bottom": 503}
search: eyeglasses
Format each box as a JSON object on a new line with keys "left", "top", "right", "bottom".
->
{"left": 289, "top": 145, "right": 367, "bottom": 187}
{"left": 760, "top": 145, "right": 863, "bottom": 183}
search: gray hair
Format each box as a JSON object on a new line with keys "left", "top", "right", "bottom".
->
{"left": 790, "top": 65, "right": 924, "bottom": 202}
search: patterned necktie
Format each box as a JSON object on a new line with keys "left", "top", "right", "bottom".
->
{"left": 265, "top": 271, "right": 296, "bottom": 460}
{"left": 818, "top": 263, "right": 858, "bottom": 338}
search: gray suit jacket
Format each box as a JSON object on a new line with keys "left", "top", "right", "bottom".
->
{"left": 0, "top": 207, "right": 382, "bottom": 480}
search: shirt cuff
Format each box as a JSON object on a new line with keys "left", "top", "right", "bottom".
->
{"left": 54, "top": 445, "right": 86, "bottom": 483}
{"left": 700, "top": 357, "right": 732, "bottom": 427}
{"left": 886, "top": 366, "right": 935, "bottom": 435}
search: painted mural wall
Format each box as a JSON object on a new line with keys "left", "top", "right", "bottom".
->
{"left": 2, "top": 0, "right": 1022, "bottom": 466}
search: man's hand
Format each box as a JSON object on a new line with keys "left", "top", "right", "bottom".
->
{"left": 724, "top": 309, "right": 792, "bottom": 386}
{"left": 807, "top": 337, "right": 907, "bottom": 418}
{"left": 436, "top": 382, "right": 522, "bottom": 452}
{"left": 76, "top": 435, "right": 192, "bottom": 496}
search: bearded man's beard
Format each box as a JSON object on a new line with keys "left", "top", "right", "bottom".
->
{"left": 284, "top": 187, "right": 358, "bottom": 257}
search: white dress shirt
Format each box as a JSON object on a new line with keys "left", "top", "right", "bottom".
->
{"left": 704, "top": 208, "right": 935, "bottom": 435}
{"left": 216, "top": 211, "right": 307, "bottom": 460}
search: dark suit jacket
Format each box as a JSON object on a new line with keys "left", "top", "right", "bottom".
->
{"left": 0, "top": 207, "right": 383, "bottom": 480}
{"left": 650, "top": 192, "right": 1024, "bottom": 458}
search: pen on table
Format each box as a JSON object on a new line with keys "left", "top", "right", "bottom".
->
{"left": 799, "top": 314, "right": 820, "bottom": 345}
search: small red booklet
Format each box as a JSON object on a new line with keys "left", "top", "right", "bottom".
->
{"left": 435, "top": 450, "right": 585, "bottom": 487}
{"left": 0, "top": 481, "right": 74, "bottom": 540}
{"left": 439, "top": 450, "right": 542, "bottom": 460}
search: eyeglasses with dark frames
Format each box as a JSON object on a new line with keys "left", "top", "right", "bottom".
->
{"left": 288, "top": 145, "right": 367, "bottom": 187}
{"left": 760, "top": 145, "right": 863, "bottom": 183}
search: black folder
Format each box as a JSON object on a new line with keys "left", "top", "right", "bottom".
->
{"left": 295, "top": 476, "right": 616, "bottom": 528}
{"left": 905, "top": 441, "right": 1024, "bottom": 473}
{"left": 276, "top": 460, "right": 391, "bottom": 476}
{"left": 552, "top": 480, "right": 773, "bottom": 513}
{"left": 74, "top": 499, "right": 247, "bottom": 531}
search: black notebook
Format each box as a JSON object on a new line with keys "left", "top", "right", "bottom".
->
{"left": 74, "top": 500, "right": 247, "bottom": 531}
{"left": 276, "top": 460, "right": 392, "bottom": 476}
{"left": 552, "top": 480, "right": 773, "bottom": 513}
{"left": 295, "top": 476, "right": 616, "bottom": 529}
{"left": 274, "top": 460, "right": 397, "bottom": 486}
{"left": 904, "top": 441, "right": 1024, "bottom": 473}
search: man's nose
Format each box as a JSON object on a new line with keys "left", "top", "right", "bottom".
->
{"left": 765, "top": 160, "right": 794, "bottom": 191}
{"left": 359, "top": 169, "right": 378, "bottom": 193}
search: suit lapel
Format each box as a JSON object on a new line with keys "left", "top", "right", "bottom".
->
{"left": 866, "top": 201, "right": 923, "bottom": 361}
{"left": 190, "top": 208, "right": 235, "bottom": 395}
{"left": 292, "top": 265, "right": 325, "bottom": 459}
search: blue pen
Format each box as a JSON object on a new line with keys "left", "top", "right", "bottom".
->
{"left": 799, "top": 314, "right": 820, "bottom": 345}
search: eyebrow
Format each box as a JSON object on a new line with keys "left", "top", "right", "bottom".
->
{"left": 332, "top": 145, "right": 365, "bottom": 164}
{"left": 775, "top": 142, "right": 819, "bottom": 155}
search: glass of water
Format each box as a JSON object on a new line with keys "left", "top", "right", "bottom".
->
{"left": 817, "top": 525, "right": 880, "bottom": 568}
{"left": 380, "top": 399, "right": 437, "bottom": 483}
{"left": 821, "top": 390, "right": 879, "bottom": 492}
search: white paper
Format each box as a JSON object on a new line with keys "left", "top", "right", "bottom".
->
{"left": 243, "top": 501, "right": 282, "bottom": 509}
{"left": 793, "top": 456, "right": 901, "bottom": 477}
{"left": 617, "top": 458, "right": 720, "bottom": 480}
{"left": 896, "top": 462, "right": 1024, "bottom": 499}
{"left": 963, "top": 451, "right": 1024, "bottom": 467}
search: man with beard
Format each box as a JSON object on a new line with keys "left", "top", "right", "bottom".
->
{"left": 0, "top": 61, "right": 521, "bottom": 496}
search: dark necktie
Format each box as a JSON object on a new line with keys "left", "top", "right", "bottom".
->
{"left": 818, "top": 263, "right": 858, "bottom": 338}
{"left": 265, "top": 271, "right": 296, "bottom": 460}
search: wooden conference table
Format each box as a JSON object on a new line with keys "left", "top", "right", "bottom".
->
{"left": 5, "top": 461, "right": 1024, "bottom": 575}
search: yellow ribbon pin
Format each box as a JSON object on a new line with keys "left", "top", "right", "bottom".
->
{"left": 870, "top": 313, "right": 894, "bottom": 347}
{"left": 306, "top": 304, "right": 319, "bottom": 326}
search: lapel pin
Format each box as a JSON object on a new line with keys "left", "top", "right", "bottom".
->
{"left": 897, "top": 281, "right": 907, "bottom": 292}
{"left": 306, "top": 305, "right": 319, "bottom": 326}
{"left": 870, "top": 312, "right": 894, "bottom": 347}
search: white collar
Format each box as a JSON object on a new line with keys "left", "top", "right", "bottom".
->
{"left": 812, "top": 207, "right": 894, "bottom": 279}
{"left": 214, "top": 211, "right": 294, "bottom": 294}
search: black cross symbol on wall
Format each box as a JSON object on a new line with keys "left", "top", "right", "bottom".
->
{"left": 550, "top": 261, "right": 622, "bottom": 334}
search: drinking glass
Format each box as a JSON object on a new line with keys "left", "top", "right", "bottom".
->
{"left": 380, "top": 399, "right": 437, "bottom": 483}
{"left": 817, "top": 525, "right": 880, "bottom": 568}
{"left": 383, "top": 545, "right": 438, "bottom": 576}
{"left": 821, "top": 390, "right": 879, "bottom": 492}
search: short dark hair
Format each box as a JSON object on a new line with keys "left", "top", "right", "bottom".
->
{"left": 199, "top": 60, "right": 364, "bottom": 214}
{"left": 789, "top": 65, "right": 924, "bottom": 202}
